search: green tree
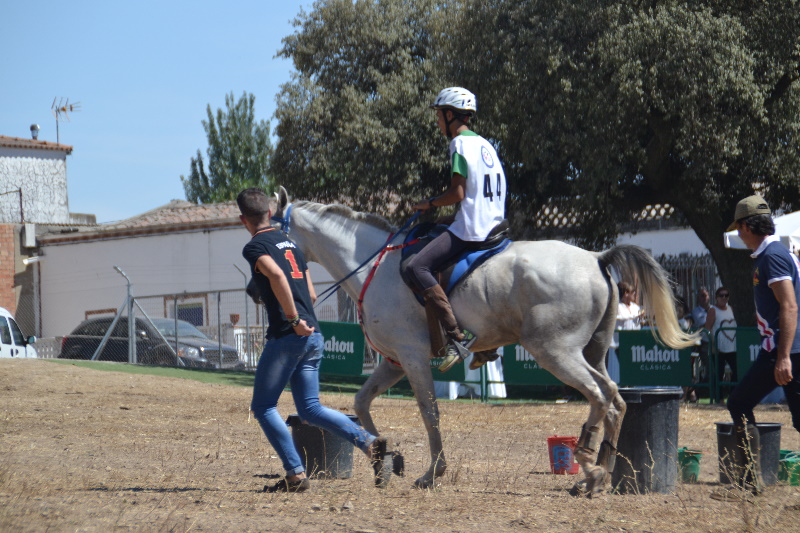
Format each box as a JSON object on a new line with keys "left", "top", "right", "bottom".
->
{"left": 452, "top": 0, "right": 800, "bottom": 324}
{"left": 182, "top": 92, "right": 273, "bottom": 203}
{"left": 273, "top": 0, "right": 461, "bottom": 217}
{"left": 273, "top": 0, "right": 800, "bottom": 325}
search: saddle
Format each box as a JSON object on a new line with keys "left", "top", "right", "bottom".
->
{"left": 399, "top": 219, "right": 511, "bottom": 302}
{"left": 399, "top": 221, "right": 511, "bottom": 366}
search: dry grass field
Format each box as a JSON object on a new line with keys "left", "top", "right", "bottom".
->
{"left": 1, "top": 359, "right": 799, "bottom": 532}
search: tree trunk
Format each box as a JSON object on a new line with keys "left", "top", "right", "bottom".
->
{"left": 681, "top": 210, "right": 756, "bottom": 327}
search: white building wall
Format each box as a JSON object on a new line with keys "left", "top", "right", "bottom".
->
{"left": 615, "top": 227, "right": 708, "bottom": 256}
{"left": 39, "top": 226, "right": 335, "bottom": 337}
{"left": 0, "top": 149, "right": 70, "bottom": 224}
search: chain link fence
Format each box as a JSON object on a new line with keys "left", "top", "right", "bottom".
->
{"left": 43, "top": 285, "right": 366, "bottom": 371}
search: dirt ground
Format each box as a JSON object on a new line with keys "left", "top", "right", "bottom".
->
{"left": 1, "top": 359, "right": 799, "bottom": 533}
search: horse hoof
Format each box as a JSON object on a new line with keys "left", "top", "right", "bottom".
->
{"left": 413, "top": 476, "right": 436, "bottom": 489}
{"left": 569, "top": 480, "right": 588, "bottom": 497}
{"left": 583, "top": 467, "right": 608, "bottom": 497}
{"left": 392, "top": 451, "right": 405, "bottom": 477}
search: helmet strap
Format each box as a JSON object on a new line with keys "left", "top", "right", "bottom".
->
{"left": 444, "top": 110, "right": 455, "bottom": 139}
{"left": 443, "top": 110, "right": 468, "bottom": 139}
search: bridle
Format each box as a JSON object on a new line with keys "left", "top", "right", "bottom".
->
{"left": 271, "top": 202, "right": 421, "bottom": 363}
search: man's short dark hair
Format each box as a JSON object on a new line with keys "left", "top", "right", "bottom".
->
{"left": 741, "top": 213, "right": 775, "bottom": 237}
{"left": 237, "top": 188, "right": 274, "bottom": 226}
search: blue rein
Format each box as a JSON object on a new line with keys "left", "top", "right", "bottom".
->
{"left": 273, "top": 203, "right": 420, "bottom": 308}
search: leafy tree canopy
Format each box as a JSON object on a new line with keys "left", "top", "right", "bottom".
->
{"left": 273, "top": 0, "right": 800, "bottom": 323}
{"left": 182, "top": 92, "right": 273, "bottom": 204}
{"left": 273, "top": 0, "right": 460, "bottom": 215}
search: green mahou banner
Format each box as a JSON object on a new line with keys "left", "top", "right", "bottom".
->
{"left": 617, "top": 330, "right": 693, "bottom": 386}
{"left": 318, "top": 321, "right": 366, "bottom": 376}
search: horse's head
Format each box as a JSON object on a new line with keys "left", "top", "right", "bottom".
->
{"left": 270, "top": 186, "right": 317, "bottom": 262}
{"left": 271, "top": 185, "right": 291, "bottom": 231}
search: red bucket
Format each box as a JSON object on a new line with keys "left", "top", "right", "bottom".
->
{"left": 547, "top": 435, "right": 580, "bottom": 474}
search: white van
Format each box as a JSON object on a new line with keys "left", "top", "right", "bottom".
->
{"left": 0, "top": 307, "right": 38, "bottom": 358}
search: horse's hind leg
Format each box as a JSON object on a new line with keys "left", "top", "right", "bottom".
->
{"left": 354, "top": 358, "right": 406, "bottom": 436}
{"left": 531, "top": 346, "right": 617, "bottom": 496}
{"left": 584, "top": 336, "right": 625, "bottom": 491}
{"left": 596, "top": 392, "right": 626, "bottom": 484}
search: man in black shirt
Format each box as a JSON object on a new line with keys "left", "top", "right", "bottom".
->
{"left": 237, "top": 188, "right": 390, "bottom": 492}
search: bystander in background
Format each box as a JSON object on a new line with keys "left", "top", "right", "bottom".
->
{"left": 705, "top": 287, "right": 737, "bottom": 402}
{"left": 607, "top": 281, "right": 643, "bottom": 383}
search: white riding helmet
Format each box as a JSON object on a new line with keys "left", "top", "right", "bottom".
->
{"left": 430, "top": 87, "right": 477, "bottom": 115}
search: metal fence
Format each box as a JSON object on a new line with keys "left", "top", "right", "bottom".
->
{"left": 656, "top": 253, "right": 719, "bottom": 309}
{"left": 44, "top": 286, "right": 368, "bottom": 372}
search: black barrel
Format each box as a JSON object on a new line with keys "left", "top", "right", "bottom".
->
{"left": 716, "top": 421, "right": 782, "bottom": 485}
{"left": 612, "top": 387, "right": 682, "bottom": 494}
{"left": 286, "top": 414, "right": 359, "bottom": 479}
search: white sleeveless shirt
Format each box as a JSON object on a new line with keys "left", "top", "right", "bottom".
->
{"left": 710, "top": 304, "right": 737, "bottom": 353}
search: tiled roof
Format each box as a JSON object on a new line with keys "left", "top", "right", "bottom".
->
{"left": 100, "top": 199, "right": 239, "bottom": 230}
{"left": 39, "top": 200, "right": 241, "bottom": 245}
{"left": 535, "top": 203, "right": 677, "bottom": 229}
{"left": 0, "top": 135, "right": 73, "bottom": 154}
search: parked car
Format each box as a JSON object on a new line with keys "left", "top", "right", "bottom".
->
{"left": 58, "top": 316, "right": 243, "bottom": 369}
{"left": 0, "top": 306, "right": 38, "bottom": 358}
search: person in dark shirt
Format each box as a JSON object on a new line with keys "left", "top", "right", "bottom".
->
{"left": 237, "top": 188, "right": 390, "bottom": 493}
{"left": 711, "top": 195, "right": 800, "bottom": 502}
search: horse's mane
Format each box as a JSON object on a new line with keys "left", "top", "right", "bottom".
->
{"left": 293, "top": 201, "right": 396, "bottom": 233}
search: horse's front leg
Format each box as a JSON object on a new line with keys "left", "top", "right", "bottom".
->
{"left": 354, "top": 358, "right": 406, "bottom": 436}
{"left": 401, "top": 355, "right": 447, "bottom": 489}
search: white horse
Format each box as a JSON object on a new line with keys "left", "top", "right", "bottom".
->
{"left": 273, "top": 187, "right": 698, "bottom": 492}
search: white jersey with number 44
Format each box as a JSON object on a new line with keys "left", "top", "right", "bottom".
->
{"left": 448, "top": 131, "right": 507, "bottom": 242}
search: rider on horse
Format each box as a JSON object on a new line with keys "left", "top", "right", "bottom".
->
{"left": 404, "top": 87, "right": 508, "bottom": 372}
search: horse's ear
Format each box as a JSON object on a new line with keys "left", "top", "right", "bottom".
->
{"left": 278, "top": 186, "right": 289, "bottom": 210}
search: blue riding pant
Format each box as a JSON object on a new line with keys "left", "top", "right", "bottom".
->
{"left": 727, "top": 348, "right": 800, "bottom": 433}
{"left": 251, "top": 332, "right": 376, "bottom": 476}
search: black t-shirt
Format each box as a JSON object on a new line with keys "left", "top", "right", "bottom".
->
{"left": 242, "top": 229, "right": 320, "bottom": 339}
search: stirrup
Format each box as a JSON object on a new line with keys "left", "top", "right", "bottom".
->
{"left": 458, "top": 329, "right": 477, "bottom": 351}
{"left": 438, "top": 343, "right": 466, "bottom": 373}
{"left": 438, "top": 330, "right": 476, "bottom": 373}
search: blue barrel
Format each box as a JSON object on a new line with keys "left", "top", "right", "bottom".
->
{"left": 286, "top": 414, "right": 359, "bottom": 479}
{"left": 612, "top": 387, "right": 682, "bottom": 494}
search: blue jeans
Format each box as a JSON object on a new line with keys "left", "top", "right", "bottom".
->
{"left": 727, "top": 349, "right": 800, "bottom": 433}
{"left": 251, "top": 332, "right": 376, "bottom": 476}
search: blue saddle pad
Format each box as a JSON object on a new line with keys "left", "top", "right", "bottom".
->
{"left": 445, "top": 239, "right": 511, "bottom": 293}
{"left": 400, "top": 223, "right": 511, "bottom": 305}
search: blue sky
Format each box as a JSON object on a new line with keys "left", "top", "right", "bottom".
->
{"left": 0, "top": 1, "right": 310, "bottom": 223}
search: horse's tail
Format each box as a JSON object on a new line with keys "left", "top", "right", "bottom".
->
{"left": 598, "top": 245, "right": 700, "bottom": 349}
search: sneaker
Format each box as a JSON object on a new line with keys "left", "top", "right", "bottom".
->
{"left": 438, "top": 343, "right": 465, "bottom": 373}
{"left": 369, "top": 437, "right": 392, "bottom": 488}
{"left": 262, "top": 477, "right": 311, "bottom": 493}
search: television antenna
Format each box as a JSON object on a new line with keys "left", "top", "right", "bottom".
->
{"left": 51, "top": 97, "right": 81, "bottom": 144}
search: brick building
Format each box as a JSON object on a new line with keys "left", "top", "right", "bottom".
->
{"left": 0, "top": 134, "right": 94, "bottom": 335}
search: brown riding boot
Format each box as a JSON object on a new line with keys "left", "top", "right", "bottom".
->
{"left": 422, "top": 285, "right": 476, "bottom": 372}
{"left": 424, "top": 301, "right": 448, "bottom": 358}
{"left": 422, "top": 285, "right": 464, "bottom": 341}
